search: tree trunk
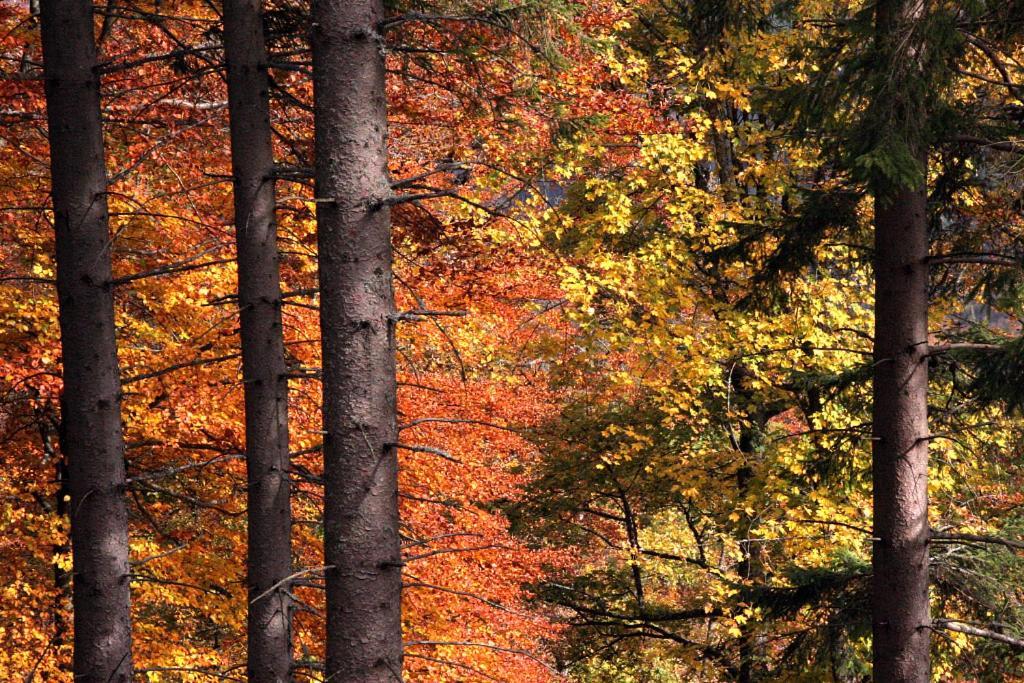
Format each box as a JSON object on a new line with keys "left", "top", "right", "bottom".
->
{"left": 39, "top": 1, "right": 133, "bottom": 679}
{"left": 870, "top": 2, "right": 931, "bottom": 680}
{"left": 871, "top": 179, "right": 930, "bottom": 682}
{"left": 311, "top": 1, "right": 403, "bottom": 680}
{"left": 223, "top": 1, "right": 293, "bottom": 679}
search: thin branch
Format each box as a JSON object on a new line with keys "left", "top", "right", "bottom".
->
{"left": 398, "top": 417, "right": 520, "bottom": 433}
{"left": 403, "top": 579, "right": 536, "bottom": 620}
{"left": 403, "top": 653, "right": 502, "bottom": 683}
{"left": 404, "top": 544, "right": 508, "bottom": 562}
{"left": 932, "top": 619, "right": 1024, "bottom": 649}
{"left": 128, "top": 453, "right": 241, "bottom": 483}
{"left": 392, "top": 309, "right": 468, "bottom": 323}
{"left": 390, "top": 443, "right": 460, "bottom": 463}
{"left": 790, "top": 518, "right": 874, "bottom": 536}
{"left": 251, "top": 566, "right": 333, "bottom": 606}
{"left": 927, "top": 343, "right": 1002, "bottom": 355}
{"left": 122, "top": 352, "right": 241, "bottom": 385}
{"left": 404, "top": 640, "right": 556, "bottom": 673}
{"left": 96, "top": 42, "right": 220, "bottom": 74}
{"left": 129, "top": 572, "right": 230, "bottom": 597}
{"left": 111, "top": 257, "right": 234, "bottom": 286}
{"left": 931, "top": 530, "right": 1024, "bottom": 552}
{"left": 954, "top": 135, "right": 1024, "bottom": 155}
{"left": 133, "top": 666, "right": 244, "bottom": 682}
{"left": 928, "top": 253, "right": 1019, "bottom": 267}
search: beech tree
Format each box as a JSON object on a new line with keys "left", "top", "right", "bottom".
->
{"left": 38, "top": 0, "right": 132, "bottom": 679}
{"left": 511, "top": 1, "right": 1024, "bottom": 680}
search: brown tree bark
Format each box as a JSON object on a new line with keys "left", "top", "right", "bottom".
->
{"left": 39, "top": 1, "right": 133, "bottom": 679}
{"left": 870, "top": 7, "right": 931, "bottom": 679}
{"left": 871, "top": 178, "right": 930, "bottom": 682}
{"left": 312, "top": 0, "right": 403, "bottom": 680}
{"left": 223, "top": 1, "right": 293, "bottom": 679}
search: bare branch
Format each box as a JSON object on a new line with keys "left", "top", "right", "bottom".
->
{"left": 122, "top": 352, "right": 241, "bottom": 385}
{"left": 251, "top": 566, "right": 333, "bottom": 606}
{"left": 927, "top": 343, "right": 1002, "bottom": 355}
{"left": 954, "top": 135, "right": 1024, "bottom": 155}
{"left": 931, "top": 530, "right": 1024, "bottom": 552}
{"left": 389, "top": 443, "right": 460, "bottom": 463}
{"left": 404, "top": 640, "right": 556, "bottom": 673}
{"left": 932, "top": 619, "right": 1024, "bottom": 650}
{"left": 398, "top": 417, "right": 520, "bottom": 433}
{"left": 111, "top": 257, "right": 234, "bottom": 286}
{"left": 929, "top": 253, "right": 1019, "bottom": 267}
{"left": 392, "top": 309, "right": 468, "bottom": 322}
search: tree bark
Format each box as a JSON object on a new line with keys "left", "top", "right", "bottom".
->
{"left": 39, "top": 1, "right": 133, "bottom": 679}
{"left": 871, "top": 178, "right": 930, "bottom": 682}
{"left": 223, "top": 1, "right": 293, "bottom": 680}
{"left": 870, "top": 6, "right": 931, "bottom": 675}
{"left": 312, "top": 0, "right": 403, "bottom": 680}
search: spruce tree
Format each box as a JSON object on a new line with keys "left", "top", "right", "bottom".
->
{"left": 223, "top": 0, "right": 294, "bottom": 678}
{"left": 38, "top": 0, "right": 133, "bottom": 679}
{"left": 312, "top": 0, "right": 403, "bottom": 679}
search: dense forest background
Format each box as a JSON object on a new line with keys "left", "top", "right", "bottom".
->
{"left": 3, "top": 0, "right": 1024, "bottom": 680}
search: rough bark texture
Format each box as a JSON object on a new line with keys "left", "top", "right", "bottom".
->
{"left": 223, "top": 1, "right": 293, "bottom": 680}
{"left": 871, "top": 179, "right": 930, "bottom": 681}
{"left": 312, "top": 0, "right": 403, "bottom": 679}
{"left": 870, "top": 2, "right": 931, "bottom": 680}
{"left": 39, "top": 1, "right": 133, "bottom": 679}
{"left": 871, "top": 181, "right": 930, "bottom": 683}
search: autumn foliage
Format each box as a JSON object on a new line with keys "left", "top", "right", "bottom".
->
{"left": 5, "top": 0, "right": 1024, "bottom": 681}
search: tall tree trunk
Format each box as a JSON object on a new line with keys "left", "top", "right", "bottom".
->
{"left": 311, "top": 1, "right": 403, "bottom": 680}
{"left": 223, "top": 1, "right": 293, "bottom": 679}
{"left": 871, "top": 178, "right": 930, "bottom": 682}
{"left": 39, "top": 1, "right": 133, "bottom": 680}
{"left": 871, "top": 1, "right": 931, "bottom": 680}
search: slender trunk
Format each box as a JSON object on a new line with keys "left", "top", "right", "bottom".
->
{"left": 39, "top": 1, "right": 133, "bottom": 679}
{"left": 223, "top": 1, "right": 293, "bottom": 679}
{"left": 871, "top": 178, "right": 930, "bottom": 682}
{"left": 312, "top": 1, "right": 403, "bottom": 680}
{"left": 870, "top": 2, "right": 931, "bottom": 680}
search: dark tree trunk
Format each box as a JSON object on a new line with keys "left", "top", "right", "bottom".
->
{"left": 871, "top": 179, "right": 930, "bottom": 682}
{"left": 223, "top": 1, "right": 293, "bottom": 679}
{"left": 870, "top": 2, "right": 931, "bottom": 680}
{"left": 39, "top": 1, "right": 133, "bottom": 680}
{"left": 312, "top": 0, "right": 403, "bottom": 680}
